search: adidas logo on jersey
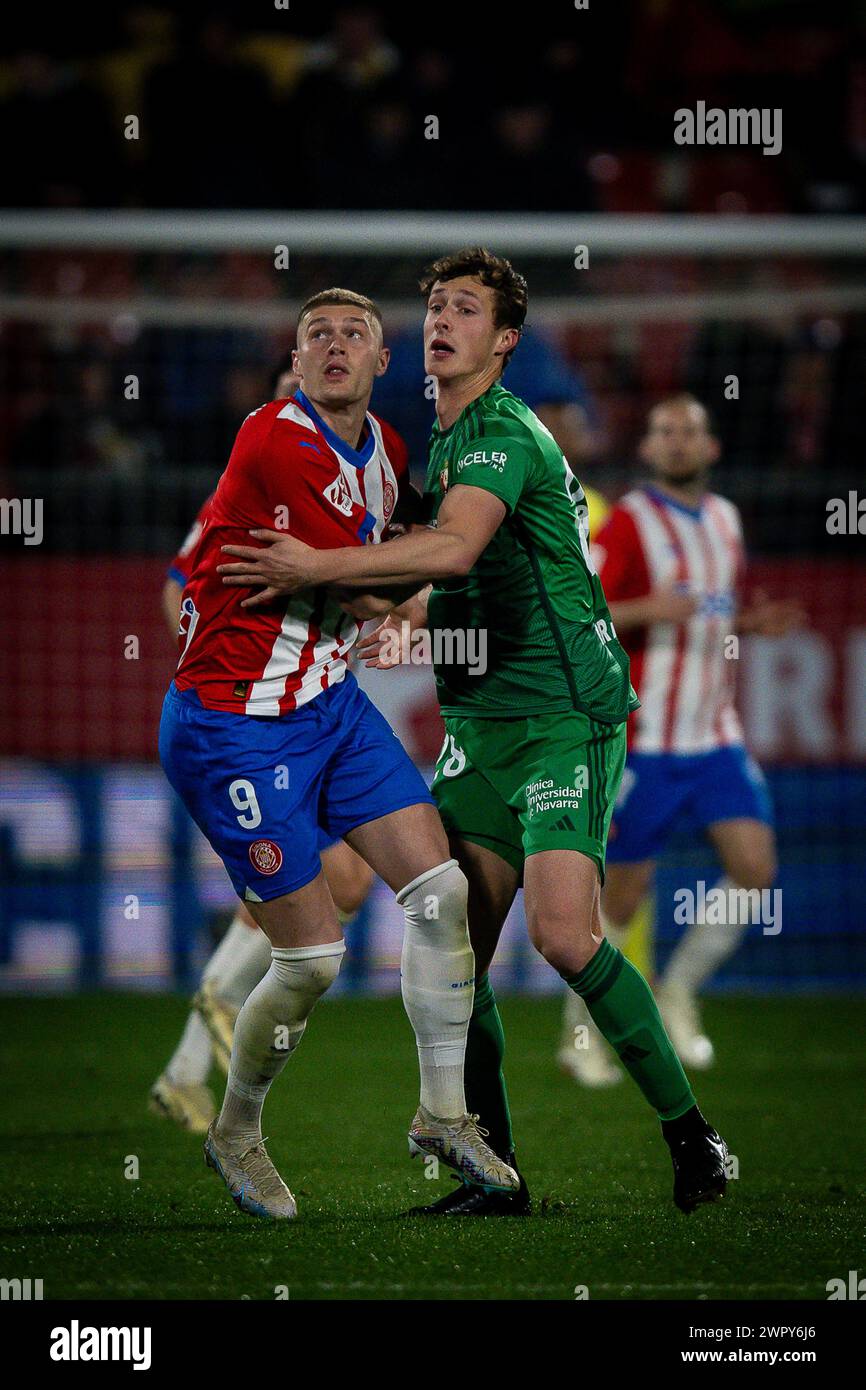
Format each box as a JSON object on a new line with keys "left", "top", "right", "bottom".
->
{"left": 323, "top": 472, "right": 354, "bottom": 517}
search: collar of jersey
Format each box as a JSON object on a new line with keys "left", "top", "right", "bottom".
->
{"left": 294, "top": 389, "right": 375, "bottom": 469}
{"left": 645, "top": 483, "right": 704, "bottom": 520}
{"left": 431, "top": 380, "right": 504, "bottom": 439}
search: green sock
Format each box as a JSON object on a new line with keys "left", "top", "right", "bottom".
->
{"left": 567, "top": 939, "right": 696, "bottom": 1121}
{"left": 464, "top": 973, "right": 514, "bottom": 1158}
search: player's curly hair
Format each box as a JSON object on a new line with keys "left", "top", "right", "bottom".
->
{"left": 419, "top": 247, "right": 528, "bottom": 370}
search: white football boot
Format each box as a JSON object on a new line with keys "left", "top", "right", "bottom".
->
{"left": 557, "top": 1031, "right": 623, "bottom": 1088}
{"left": 408, "top": 1107, "right": 520, "bottom": 1193}
{"left": 193, "top": 980, "right": 239, "bottom": 1075}
{"left": 204, "top": 1123, "right": 297, "bottom": 1220}
{"left": 148, "top": 1074, "right": 216, "bottom": 1134}
{"left": 656, "top": 980, "right": 715, "bottom": 1070}
{"left": 558, "top": 991, "right": 623, "bottom": 1088}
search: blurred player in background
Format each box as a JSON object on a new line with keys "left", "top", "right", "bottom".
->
{"left": 161, "top": 289, "right": 520, "bottom": 1218}
{"left": 564, "top": 394, "right": 803, "bottom": 1078}
{"left": 149, "top": 352, "right": 374, "bottom": 1134}
{"left": 232, "top": 250, "right": 731, "bottom": 1219}
{"left": 537, "top": 395, "right": 657, "bottom": 1086}
{"left": 534, "top": 396, "right": 609, "bottom": 535}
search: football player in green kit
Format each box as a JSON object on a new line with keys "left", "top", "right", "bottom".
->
{"left": 218, "top": 249, "right": 729, "bottom": 1217}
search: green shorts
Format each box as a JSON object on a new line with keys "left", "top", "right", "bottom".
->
{"left": 432, "top": 709, "right": 627, "bottom": 881}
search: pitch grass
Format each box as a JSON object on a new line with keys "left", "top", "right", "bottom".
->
{"left": 1, "top": 993, "right": 863, "bottom": 1301}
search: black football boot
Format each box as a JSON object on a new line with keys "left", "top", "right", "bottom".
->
{"left": 402, "top": 1153, "right": 531, "bottom": 1216}
{"left": 662, "top": 1106, "right": 729, "bottom": 1213}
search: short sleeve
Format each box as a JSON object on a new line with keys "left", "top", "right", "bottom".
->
{"left": 451, "top": 434, "right": 535, "bottom": 513}
{"left": 168, "top": 492, "right": 214, "bottom": 584}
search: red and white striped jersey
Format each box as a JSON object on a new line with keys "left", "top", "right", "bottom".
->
{"left": 172, "top": 390, "right": 408, "bottom": 716}
{"left": 594, "top": 485, "right": 746, "bottom": 753}
{"left": 168, "top": 492, "right": 214, "bottom": 588}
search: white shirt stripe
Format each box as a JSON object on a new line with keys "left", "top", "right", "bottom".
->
{"left": 242, "top": 410, "right": 398, "bottom": 714}
{"left": 621, "top": 488, "right": 745, "bottom": 753}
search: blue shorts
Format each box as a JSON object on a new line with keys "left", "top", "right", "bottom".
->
{"left": 607, "top": 745, "right": 773, "bottom": 864}
{"left": 159, "top": 674, "right": 434, "bottom": 901}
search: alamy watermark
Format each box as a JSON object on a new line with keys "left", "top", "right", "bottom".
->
{"left": 50, "top": 1321, "right": 152, "bottom": 1370}
{"left": 674, "top": 102, "right": 782, "bottom": 156}
{"left": 0, "top": 497, "right": 43, "bottom": 545}
{"left": 1, "top": 1276, "right": 43, "bottom": 1299}
{"left": 673, "top": 880, "right": 782, "bottom": 936}
{"left": 379, "top": 621, "right": 487, "bottom": 675}
{"left": 826, "top": 1270, "right": 866, "bottom": 1299}
{"left": 826, "top": 492, "right": 865, "bottom": 535}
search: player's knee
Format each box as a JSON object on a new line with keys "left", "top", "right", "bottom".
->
{"left": 270, "top": 942, "right": 346, "bottom": 1005}
{"left": 729, "top": 851, "right": 777, "bottom": 892}
{"left": 331, "top": 871, "right": 374, "bottom": 918}
{"left": 525, "top": 907, "right": 596, "bottom": 977}
{"left": 601, "top": 892, "right": 636, "bottom": 929}
{"left": 397, "top": 858, "right": 470, "bottom": 944}
{"left": 538, "top": 935, "right": 597, "bottom": 978}
{"left": 602, "top": 883, "right": 643, "bottom": 928}
{"left": 345, "top": 860, "right": 376, "bottom": 914}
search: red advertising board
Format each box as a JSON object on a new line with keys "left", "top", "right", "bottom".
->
{"left": 1, "top": 557, "right": 864, "bottom": 763}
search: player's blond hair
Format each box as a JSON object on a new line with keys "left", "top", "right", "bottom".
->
{"left": 297, "top": 289, "right": 383, "bottom": 342}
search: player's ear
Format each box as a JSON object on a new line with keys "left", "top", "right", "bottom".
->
{"left": 637, "top": 434, "right": 653, "bottom": 465}
{"left": 375, "top": 346, "right": 391, "bottom": 377}
{"left": 495, "top": 327, "right": 520, "bottom": 359}
{"left": 705, "top": 435, "right": 722, "bottom": 466}
{"left": 291, "top": 347, "right": 301, "bottom": 378}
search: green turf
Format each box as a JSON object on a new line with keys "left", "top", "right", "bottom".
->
{"left": 1, "top": 993, "right": 863, "bottom": 1300}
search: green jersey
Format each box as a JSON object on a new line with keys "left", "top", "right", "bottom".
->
{"left": 424, "top": 380, "right": 639, "bottom": 724}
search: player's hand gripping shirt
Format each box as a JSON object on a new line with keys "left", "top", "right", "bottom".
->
{"left": 172, "top": 390, "right": 408, "bottom": 716}
{"left": 594, "top": 485, "right": 746, "bottom": 753}
{"left": 423, "top": 381, "right": 639, "bottom": 725}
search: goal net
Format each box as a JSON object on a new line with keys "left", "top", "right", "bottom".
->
{"left": 0, "top": 212, "right": 863, "bottom": 991}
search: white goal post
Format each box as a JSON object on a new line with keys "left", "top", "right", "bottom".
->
{"left": 1, "top": 212, "right": 864, "bottom": 329}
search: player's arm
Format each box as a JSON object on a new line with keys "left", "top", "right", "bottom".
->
{"left": 333, "top": 454, "right": 429, "bottom": 616}
{"left": 164, "top": 492, "right": 212, "bottom": 637}
{"left": 162, "top": 577, "right": 183, "bottom": 635}
{"left": 594, "top": 506, "right": 696, "bottom": 629}
{"left": 355, "top": 585, "right": 432, "bottom": 668}
{"left": 711, "top": 505, "right": 803, "bottom": 636}
{"left": 735, "top": 590, "right": 806, "bottom": 635}
{"left": 608, "top": 591, "right": 697, "bottom": 628}
{"left": 217, "top": 485, "right": 506, "bottom": 607}
{"left": 331, "top": 578, "right": 429, "bottom": 620}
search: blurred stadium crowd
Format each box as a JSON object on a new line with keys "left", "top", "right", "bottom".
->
{"left": 1, "top": 251, "right": 863, "bottom": 558}
{"left": 0, "top": 1, "right": 862, "bottom": 559}
{"left": 2, "top": 2, "right": 863, "bottom": 214}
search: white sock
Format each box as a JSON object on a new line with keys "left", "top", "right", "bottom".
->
{"left": 663, "top": 875, "right": 749, "bottom": 994}
{"left": 216, "top": 941, "right": 345, "bottom": 1147}
{"left": 201, "top": 915, "right": 273, "bottom": 1009}
{"left": 165, "top": 1010, "right": 212, "bottom": 1086}
{"left": 396, "top": 858, "right": 473, "bottom": 1121}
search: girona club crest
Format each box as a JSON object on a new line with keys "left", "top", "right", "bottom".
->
{"left": 248, "top": 839, "right": 283, "bottom": 875}
{"left": 382, "top": 480, "right": 396, "bottom": 520}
